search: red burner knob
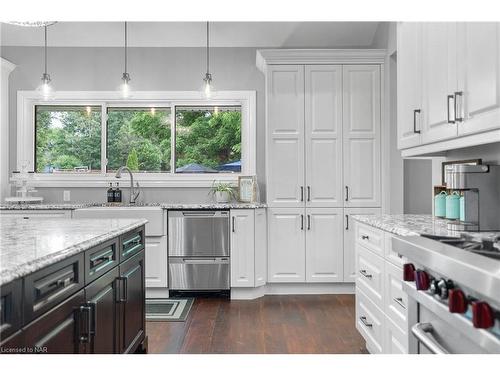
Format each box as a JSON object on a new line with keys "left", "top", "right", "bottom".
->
{"left": 448, "top": 289, "right": 468, "bottom": 313}
{"left": 415, "top": 270, "right": 431, "bottom": 290}
{"left": 403, "top": 263, "right": 416, "bottom": 282}
{"left": 472, "top": 301, "right": 495, "bottom": 329}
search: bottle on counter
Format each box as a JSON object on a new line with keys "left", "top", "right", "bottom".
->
{"left": 434, "top": 191, "right": 447, "bottom": 218}
{"left": 445, "top": 191, "right": 460, "bottom": 220}
{"left": 107, "top": 183, "right": 115, "bottom": 203}
{"left": 114, "top": 183, "right": 122, "bottom": 203}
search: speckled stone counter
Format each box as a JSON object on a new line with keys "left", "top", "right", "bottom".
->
{"left": 0, "top": 217, "right": 147, "bottom": 285}
{"left": 352, "top": 214, "right": 500, "bottom": 240}
{"left": 0, "top": 202, "right": 267, "bottom": 210}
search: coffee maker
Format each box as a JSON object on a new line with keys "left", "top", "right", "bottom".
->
{"left": 445, "top": 163, "right": 500, "bottom": 231}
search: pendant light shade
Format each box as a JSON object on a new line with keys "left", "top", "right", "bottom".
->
{"left": 202, "top": 22, "right": 216, "bottom": 99}
{"left": 120, "top": 21, "right": 132, "bottom": 98}
{"left": 37, "top": 25, "right": 54, "bottom": 100}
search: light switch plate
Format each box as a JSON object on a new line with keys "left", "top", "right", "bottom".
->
{"left": 63, "top": 190, "right": 71, "bottom": 202}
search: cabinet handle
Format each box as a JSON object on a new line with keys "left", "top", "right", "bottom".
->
{"left": 359, "top": 269, "right": 373, "bottom": 279}
{"left": 307, "top": 214, "right": 311, "bottom": 230}
{"left": 361, "top": 235, "right": 369, "bottom": 240}
{"left": 345, "top": 214, "right": 349, "bottom": 230}
{"left": 232, "top": 216, "right": 235, "bottom": 233}
{"left": 77, "top": 305, "right": 92, "bottom": 343}
{"left": 88, "top": 302, "right": 97, "bottom": 337}
{"left": 345, "top": 186, "right": 349, "bottom": 202}
{"left": 307, "top": 186, "right": 311, "bottom": 202}
{"left": 393, "top": 297, "right": 407, "bottom": 310}
{"left": 359, "top": 316, "right": 373, "bottom": 328}
{"left": 116, "top": 276, "right": 128, "bottom": 303}
{"left": 447, "top": 95, "right": 455, "bottom": 124}
{"left": 300, "top": 214, "right": 304, "bottom": 231}
{"left": 413, "top": 109, "right": 421, "bottom": 134}
{"left": 300, "top": 186, "right": 304, "bottom": 202}
{"left": 454, "top": 91, "right": 463, "bottom": 122}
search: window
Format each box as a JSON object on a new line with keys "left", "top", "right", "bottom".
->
{"left": 175, "top": 106, "right": 241, "bottom": 173}
{"left": 22, "top": 91, "right": 255, "bottom": 186}
{"left": 35, "top": 105, "right": 101, "bottom": 173}
{"left": 107, "top": 107, "right": 171, "bottom": 173}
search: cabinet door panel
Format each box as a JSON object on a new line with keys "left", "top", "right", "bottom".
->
{"left": 119, "top": 250, "right": 145, "bottom": 353}
{"left": 145, "top": 236, "right": 168, "bottom": 288}
{"left": 397, "top": 22, "right": 422, "bottom": 149}
{"left": 230, "top": 209, "right": 255, "bottom": 288}
{"left": 305, "top": 65, "right": 343, "bottom": 207}
{"left": 266, "top": 65, "right": 305, "bottom": 207}
{"left": 305, "top": 208, "right": 343, "bottom": 282}
{"left": 267, "top": 208, "right": 305, "bottom": 282}
{"left": 421, "top": 22, "right": 458, "bottom": 143}
{"left": 343, "top": 208, "right": 381, "bottom": 282}
{"left": 458, "top": 22, "right": 500, "bottom": 135}
{"left": 343, "top": 65, "right": 381, "bottom": 208}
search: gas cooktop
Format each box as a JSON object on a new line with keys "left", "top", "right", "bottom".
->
{"left": 421, "top": 233, "right": 500, "bottom": 260}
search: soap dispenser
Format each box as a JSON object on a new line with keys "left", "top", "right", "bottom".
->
{"left": 107, "top": 183, "right": 115, "bottom": 203}
{"left": 114, "top": 183, "right": 122, "bottom": 203}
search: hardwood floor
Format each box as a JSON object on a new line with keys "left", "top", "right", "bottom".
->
{"left": 146, "top": 294, "right": 367, "bottom": 354}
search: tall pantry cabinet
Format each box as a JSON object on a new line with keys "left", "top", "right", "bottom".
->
{"left": 258, "top": 50, "right": 384, "bottom": 285}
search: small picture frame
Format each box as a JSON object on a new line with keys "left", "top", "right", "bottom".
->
{"left": 238, "top": 176, "right": 257, "bottom": 203}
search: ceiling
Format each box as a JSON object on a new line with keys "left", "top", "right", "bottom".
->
{"left": 0, "top": 22, "right": 380, "bottom": 48}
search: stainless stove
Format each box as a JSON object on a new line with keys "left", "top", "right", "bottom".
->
{"left": 393, "top": 234, "right": 500, "bottom": 354}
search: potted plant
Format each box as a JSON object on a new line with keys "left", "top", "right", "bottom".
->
{"left": 209, "top": 181, "right": 235, "bottom": 203}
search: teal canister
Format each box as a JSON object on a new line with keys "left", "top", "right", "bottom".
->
{"left": 459, "top": 194, "right": 465, "bottom": 221}
{"left": 446, "top": 191, "right": 460, "bottom": 220}
{"left": 434, "top": 191, "right": 447, "bottom": 218}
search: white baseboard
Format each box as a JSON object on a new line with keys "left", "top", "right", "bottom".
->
{"left": 231, "top": 283, "right": 355, "bottom": 300}
{"left": 146, "top": 288, "right": 170, "bottom": 299}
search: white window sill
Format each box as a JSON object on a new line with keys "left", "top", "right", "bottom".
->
{"left": 11, "top": 174, "right": 240, "bottom": 188}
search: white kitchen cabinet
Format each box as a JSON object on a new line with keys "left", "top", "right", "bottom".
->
{"left": 230, "top": 209, "right": 255, "bottom": 288}
{"left": 305, "top": 208, "right": 343, "bottom": 282}
{"left": 457, "top": 22, "right": 500, "bottom": 135}
{"left": 397, "top": 22, "right": 423, "bottom": 149}
{"left": 0, "top": 209, "right": 72, "bottom": 218}
{"left": 343, "top": 208, "right": 381, "bottom": 282}
{"left": 343, "top": 65, "right": 381, "bottom": 208}
{"left": 254, "top": 208, "right": 267, "bottom": 287}
{"left": 421, "top": 22, "right": 458, "bottom": 143}
{"left": 305, "top": 65, "right": 343, "bottom": 208}
{"left": 267, "top": 208, "right": 306, "bottom": 282}
{"left": 145, "top": 236, "right": 168, "bottom": 289}
{"left": 266, "top": 65, "right": 305, "bottom": 207}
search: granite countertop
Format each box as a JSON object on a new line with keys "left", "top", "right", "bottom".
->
{"left": 352, "top": 214, "right": 500, "bottom": 240}
{"left": 0, "top": 217, "right": 147, "bottom": 285}
{"left": 0, "top": 202, "right": 267, "bottom": 210}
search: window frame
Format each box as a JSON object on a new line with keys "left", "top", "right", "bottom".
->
{"left": 17, "top": 90, "right": 256, "bottom": 187}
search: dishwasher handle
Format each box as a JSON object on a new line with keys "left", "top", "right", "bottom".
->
{"left": 169, "top": 257, "right": 230, "bottom": 264}
{"left": 411, "top": 322, "right": 449, "bottom": 354}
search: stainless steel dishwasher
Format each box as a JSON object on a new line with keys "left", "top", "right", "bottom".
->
{"left": 168, "top": 210, "right": 230, "bottom": 291}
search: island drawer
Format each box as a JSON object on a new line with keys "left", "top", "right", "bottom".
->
{"left": 355, "top": 222, "right": 384, "bottom": 257}
{"left": 356, "top": 286, "right": 384, "bottom": 354}
{"left": 120, "top": 226, "right": 145, "bottom": 262}
{"left": 85, "top": 238, "right": 119, "bottom": 283}
{"left": 24, "top": 253, "right": 84, "bottom": 324}
{"left": 0, "top": 279, "right": 23, "bottom": 340}
{"left": 356, "top": 243, "right": 384, "bottom": 310}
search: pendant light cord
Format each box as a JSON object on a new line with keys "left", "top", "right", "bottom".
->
{"left": 124, "top": 21, "right": 128, "bottom": 74}
{"left": 44, "top": 25, "right": 48, "bottom": 75}
{"left": 206, "top": 21, "right": 209, "bottom": 75}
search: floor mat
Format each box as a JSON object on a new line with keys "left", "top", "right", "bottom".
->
{"left": 145, "top": 298, "right": 194, "bottom": 322}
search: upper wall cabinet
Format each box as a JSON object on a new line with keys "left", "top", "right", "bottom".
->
{"left": 397, "top": 22, "right": 500, "bottom": 156}
{"left": 266, "top": 65, "right": 305, "bottom": 207}
{"left": 343, "top": 65, "right": 381, "bottom": 208}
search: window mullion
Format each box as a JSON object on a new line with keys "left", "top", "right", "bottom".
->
{"left": 171, "top": 104, "right": 176, "bottom": 175}
{"left": 101, "top": 103, "right": 107, "bottom": 175}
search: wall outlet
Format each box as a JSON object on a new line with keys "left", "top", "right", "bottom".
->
{"left": 63, "top": 190, "right": 71, "bottom": 202}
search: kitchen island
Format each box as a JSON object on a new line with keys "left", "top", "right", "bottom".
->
{"left": 0, "top": 217, "right": 148, "bottom": 354}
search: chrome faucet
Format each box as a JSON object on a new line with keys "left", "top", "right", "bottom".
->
{"left": 115, "top": 166, "right": 140, "bottom": 204}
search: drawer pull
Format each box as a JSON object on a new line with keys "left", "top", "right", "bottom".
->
{"left": 89, "top": 248, "right": 114, "bottom": 271}
{"left": 35, "top": 269, "right": 75, "bottom": 299}
{"left": 393, "top": 297, "right": 406, "bottom": 310}
{"left": 123, "top": 234, "right": 141, "bottom": 247}
{"left": 361, "top": 235, "right": 370, "bottom": 240}
{"left": 116, "top": 276, "right": 128, "bottom": 303}
{"left": 359, "top": 316, "right": 373, "bottom": 328}
{"left": 359, "top": 269, "right": 373, "bottom": 279}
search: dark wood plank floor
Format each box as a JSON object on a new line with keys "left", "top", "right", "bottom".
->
{"left": 146, "top": 294, "right": 367, "bottom": 354}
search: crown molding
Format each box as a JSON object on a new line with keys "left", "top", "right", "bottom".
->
{"left": 256, "top": 49, "right": 386, "bottom": 72}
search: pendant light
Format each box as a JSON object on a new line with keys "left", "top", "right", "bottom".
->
{"left": 202, "top": 21, "right": 216, "bottom": 99}
{"left": 120, "top": 21, "right": 132, "bottom": 98}
{"left": 37, "top": 25, "right": 54, "bottom": 100}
